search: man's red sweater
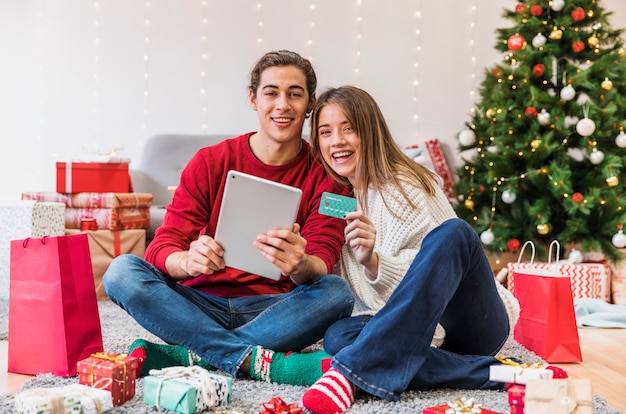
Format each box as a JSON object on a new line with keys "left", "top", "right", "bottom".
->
{"left": 145, "top": 132, "right": 348, "bottom": 297}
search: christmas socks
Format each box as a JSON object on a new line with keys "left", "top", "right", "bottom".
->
{"left": 128, "top": 339, "right": 213, "bottom": 377}
{"left": 301, "top": 368, "right": 356, "bottom": 414}
{"left": 249, "top": 346, "right": 332, "bottom": 386}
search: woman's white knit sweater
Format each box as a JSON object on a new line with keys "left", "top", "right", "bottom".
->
{"left": 336, "top": 181, "right": 520, "bottom": 345}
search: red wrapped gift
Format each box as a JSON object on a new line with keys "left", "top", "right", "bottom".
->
{"left": 507, "top": 383, "right": 526, "bottom": 414}
{"left": 77, "top": 351, "right": 139, "bottom": 406}
{"left": 56, "top": 162, "right": 132, "bottom": 193}
{"left": 260, "top": 396, "right": 303, "bottom": 414}
{"left": 423, "top": 397, "right": 503, "bottom": 413}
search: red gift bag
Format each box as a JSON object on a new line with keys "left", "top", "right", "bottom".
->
{"left": 8, "top": 233, "right": 104, "bottom": 376}
{"left": 510, "top": 241, "right": 582, "bottom": 363}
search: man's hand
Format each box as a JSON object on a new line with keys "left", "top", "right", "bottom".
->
{"left": 166, "top": 235, "right": 225, "bottom": 279}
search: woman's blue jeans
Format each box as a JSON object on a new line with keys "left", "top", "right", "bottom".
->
{"left": 103, "top": 256, "right": 354, "bottom": 378}
{"left": 324, "top": 218, "right": 509, "bottom": 401}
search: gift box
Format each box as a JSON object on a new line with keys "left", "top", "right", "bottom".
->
{"left": 260, "top": 396, "right": 303, "bottom": 414}
{"left": 489, "top": 363, "right": 553, "bottom": 385}
{"left": 609, "top": 249, "right": 626, "bottom": 305}
{"left": 0, "top": 200, "right": 65, "bottom": 300}
{"left": 14, "top": 384, "right": 113, "bottom": 414}
{"left": 77, "top": 351, "right": 140, "bottom": 406}
{"left": 422, "top": 397, "right": 502, "bottom": 413}
{"left": 64, "top": 206, "right": 150, "bottom": 230}
{"left": 424, "top": 138, "right": 455, "bottom": 200}
{"left": 508, "top": 261, "right": 612, "bottom": 302}
{"left": 507, "top": 383, "right": 525, "bottom": 414}
{"left": 144, "top": 366, "right": 232, "bottom": 413}
{"left": 56, "top": 161, "right": 132, "bottom": 193}
{"left": 524, "top": 378, "right": 593, "bottom": 413}
{"left": 65, "top": 229, "right": 146, "bottom": 300}
{"left": 22, "top": 191, "right": 153, "bottom": 209}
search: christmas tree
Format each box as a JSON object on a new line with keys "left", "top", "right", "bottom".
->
{"left": 453, "top": 0, "right": 626, "bottom": 262}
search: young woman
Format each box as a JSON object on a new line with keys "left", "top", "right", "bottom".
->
{"left": 103, "top": 51, "right": 354, "bottom": 387}
{"left": 303, "top": 86, "right": 522, "bottom": 413}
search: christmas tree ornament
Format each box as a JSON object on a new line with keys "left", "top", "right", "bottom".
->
{"left": 525, "top": 106, "right": 538, "bottom": 116}
{"left": 568, "top": 248, "right": 584, "bottom": 263}
{"left": 532, "top": 63, "right": 545, "bottom": 77}
{"left": 572, "top": 192, "right": 584, "bottom": 202}
{"left": 588, "top": 36, "right": 599, "bottom": 48}
{"left": 530, "top": 5, "right": 543, "bottom": 16}
{"left": 560, "top": 84, "right": 576, "bottom": 100}
{"left": 530, "top": 139, "right": 542, "bottom": 150}
{"left": 537, "top": 223, "right": 550, "bottom": 235}
{"left": 507, "top": 239, "right": 520, "bottom": 252}
{"left": 572, "top": 40, "right": 585, "bottom": 53}
{"left": 571, "top": 7, "right": 586, "bottom": 21}
{"left": 502, "top": 190, "right": 517, "bottom": 204}
{"left": 564, "top": 116, "right": 579, "bottom": 128}
{"left": 507, "top": 34, "right": 526, "bottom": 51}
{"left": 515, "top": 3, "right": 526, "bottom": 14}
{"left": 550, "top": 0, "right": 565, "bottom": 12}
{"left": 576, "top": 105, "right": 596, "bottom": 136}
{"left": 485, "top": 108, "right": 496, "bottom": 118}
{"left": 601, "top": 77, "right": 613, "bottom": 91}
{"left": 537, "top": 109, "right": 551, "bottom": 126}
{"left": 458, "top": 129, "right": 477, "bottom": 146}
{"left": 606, "top": 176, "right": 619, "bottom": 187}
{"left": 549, "top": 28, "right": 563, "bottom": 40}
{"left": 464, "top": 198, "right": 475, "bottom": 210}
{"left": 612, "top": 227, "right": 626, "bottom": 248}
{"left": 480, "top": 229, "right": 495, "bottom": 245}
{"left": 568, "top": 148, "right": 585, "bottom": 162}
{"left": 615, "top": 130, "right": 626, "bottom": 148}
{"left": 532, "top": 33, "right": 547, "bottom": 48}
{"left": 589, "top": 149, "right": 605, "bottom": 164}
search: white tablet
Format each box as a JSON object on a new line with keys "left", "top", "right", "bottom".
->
{"left": 214, "top": 170, "right": 303, "bottom": 280}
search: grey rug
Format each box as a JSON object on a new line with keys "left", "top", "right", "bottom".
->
{"left": 0, "top": 298, "right": 620, "bottom": 413}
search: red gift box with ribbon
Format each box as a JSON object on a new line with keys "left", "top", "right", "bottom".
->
{"left": 260, "top": 396, "right": 303, "bottom": 414}
{"left": 56, "top": 162, "right": 132, "bottom": 193}
{"left": 422, "top": 397, "right": 503, "bottom": 413}
{"left": 507, "top": 383, "right": 526, "bottom": 414}
{"left": 77, "top": 351, "right": 140, "bottom": 406}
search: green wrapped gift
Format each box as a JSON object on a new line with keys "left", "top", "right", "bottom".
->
{"left": 143, "top": 366, "right": 232, "bottom": 413}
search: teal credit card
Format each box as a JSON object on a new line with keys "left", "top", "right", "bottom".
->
{"left": 319, "top": 192, "right": 357, "bottom": 218}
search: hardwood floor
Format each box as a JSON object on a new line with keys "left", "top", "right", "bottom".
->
{"left": 1, "top": 328, "right": 625, "bottom": 411}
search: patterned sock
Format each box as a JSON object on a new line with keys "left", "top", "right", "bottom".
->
{"left": 301, "top": 368, "right": 356, "bottom": 414}
{"left": 128, "top": 339, "right": 213, "bottom": 377}
{"left": 249, "top": 346, "right": 332, "bottom": 386}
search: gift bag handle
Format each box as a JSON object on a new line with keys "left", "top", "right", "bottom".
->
{"left": 516, "top": 240, "right": 536, "bottom": 264}
{"left": 548, "top": 240, "right": 561, "bottom": 264}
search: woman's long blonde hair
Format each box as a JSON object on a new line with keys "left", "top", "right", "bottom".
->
{"left": 310, "top": 86, "right": 438, "bottom": 216}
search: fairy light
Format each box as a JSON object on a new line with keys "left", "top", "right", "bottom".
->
{"left": 93, "top": 1, "right": 101, "bottom": 146}
{"left": 256, "top": 3, "right": 263, "bottom": 46}
{"left": 142, "top": 1, "right": 151, "bottom": 131}
{"left": 413, "top": 5, "right": 422, "bottom": 140}
{"left": 468, "top": 1, "right": 478, "bottom": 111}
{"left": 200, "top": 0, "right": 209, "bottom": 130}
{"left": 355, "top": 0, "right": 362, "bottom": 84}
{"left": 307, "top": 3, "right": 315, "bottom": 62}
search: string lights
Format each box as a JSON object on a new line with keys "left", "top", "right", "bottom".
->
{"left": 200, "top": 0, "right": 209, "bottom": 130}
{"left": 413, "top": 3, "right": 422, "bottom": 141}
{"left": 468, "top": 1, "right": 478, "bottom": 111}
{"left": 355, "top": 0, "right": 362, "bottom": 85}
{"left": 142, "top": 1, "right": 151, "bottom": 131}
{"left": 93, "top": 1, "right": 101, "bottom": 143}
{"left": 256, "top": 3, "right": 263, "bottom": 47}
{"left": 307, "top": 3, "right": 315, "bottom": 62}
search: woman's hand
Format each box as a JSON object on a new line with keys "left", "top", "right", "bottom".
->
{"left": 344, "top": 211, "right": 378, "bottom": 279}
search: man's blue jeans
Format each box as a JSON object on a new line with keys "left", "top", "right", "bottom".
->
{"left": 324, "top": 218, "right": 509, "bottom": 401}
{"left": 103, "top": 256, "right": 354, "bottom": 378}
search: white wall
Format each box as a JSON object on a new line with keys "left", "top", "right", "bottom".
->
{"left": 1, "top": 0, "right": 625, "bottom": 201}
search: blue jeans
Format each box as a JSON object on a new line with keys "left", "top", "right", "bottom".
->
{"left": 325, "top": 218, "right": 509, "bottom": 401}
{"left": 103, "top": 255, "right": 354, "bottom": 378}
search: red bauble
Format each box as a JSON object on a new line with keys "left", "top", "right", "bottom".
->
{"left": 507, "top": 239, "right": 521, "bottom": 253}
{"left": 515, "top": 3, "right": 526, "bottom": 14}
{"left": 525, "top": 106, "right": 538, "bottom": 116}
{"left": 572, "top": 40, "right": 585, "bottom": 52}
{"left": 572, "top": 192, "right": 584, "bottom": 202}
{"left": 532, "top": 63, "right": 545, "bottom": 77}
{"left": 530, "top": 5, "right": 543, "bottom": 16}
{"left": 507, "top": 34, "right": 526, "bottom": 51}
{"left": 571, "top": 7, "right": 585, "bottom": 21}
{"left": 492, "top": 67, "right": 502, "bottom": 78}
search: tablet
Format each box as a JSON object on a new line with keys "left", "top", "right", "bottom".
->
{"left": 214, "top": 170, "right": 303, "bottom": 280}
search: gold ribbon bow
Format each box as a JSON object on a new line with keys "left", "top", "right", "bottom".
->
{"left": 89, "top": 352, "right": 129, "bottom": 397}
{"left": 445, "top": 397, "right": 483, "bottom": 414}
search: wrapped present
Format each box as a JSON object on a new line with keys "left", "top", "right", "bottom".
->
{"left": 507, "top": 261, "right": 612, "bottom": 302}
{"left": 524, "top": 378, "right": 593, "bottom": 413}
{"left": 489, "top": 358, "right": 553, "bottom": 384}
{"left": 64, "top": 206, "right": 150, "bottom": 230}
{"left": 424, "top": 138, "right": 455, "bottom": 199}
{"left": 56, "top": 161, "right": 132, "bottom": 193}
{"left": 65, "top": 229, "right": 146, "bottom": 300}
{"left": 0, "top": 200, "right": 65, "bottom": 300}
{"left": 22, "top": 191, "right": 153, "bottom": 209}
{"left": 144, "top": 366, "right": 232, "bottom": 413}
{"left": 422, "top": 397, "right": 503, "bottom": 413}
{"left": 609, "top": 249, "right": 626, "bottom": 305}
{"left": 15, "top": 384, "right": 112, "bottom": 414}
{"left": 77, "top": 351, "right": 140, "bottom": 406}
{"left": 260, "top": 396, "right": 303, "bottom": 414}
{"left": 507, "top": 383, "right": 525, "bottom": 414}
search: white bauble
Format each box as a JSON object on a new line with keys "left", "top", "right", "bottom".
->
{"left": 532, "top": 33, "right": 547, "bottom": 48}
{"left": 502, "top": 190, "right": 517, "bottom": 204}
{"left": 568, "top": 148, "right": 586, "bottom": 162}
{"left": 480, "top": 229, "right": 495, "bottom": 245}
{"left": 568, "top": 248, "right": 584, "bottom": 264}
{"left": 560, "top": 85, "right": 576, "bottom": 101}
{"left": 459, "top": 129, "right": 477, "bottom": 146}
{"left": 576, "top": 118, "right": 596, "bottom": 136}
{"left": 589, "top": 150, "right": 605, "bottom": 165}
{"left": 616, "top": 131, "right": 626, "bottom": 148}
{"left": 537, "top": 109, "right": 551, "bottom": 126}
{"left": 613, "top": 230, "right": 626, "bottom": 248}
{"left": 564, "top": 116, "right": 579, "bottom": 128}
{"left": 551, "top": 0, "right": 565, "bottom": 12}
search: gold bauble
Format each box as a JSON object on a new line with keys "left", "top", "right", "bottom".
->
{"left": 601, "top": 77, "right": 613, "bottom": 91}
{"left": 588, "top": 36, "right": 599, "bottom": 48}
{"left": 464, "top": 199, "right": 475, "bottom": 210}
{"left": 537, "top": 223, "right": 550, "bottom": 235}
{"left": 530, "top": 139, "right": 542, "bottom": 149}
{"left": 606, "top": 176, "right": 619, "bottom": 187}
{"left": 549, "top": 29, "right": 563, "bottom": 40}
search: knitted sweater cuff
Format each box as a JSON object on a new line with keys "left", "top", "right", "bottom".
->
{"left": 369, "top": 254, "right": 409, "bottom": 294}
